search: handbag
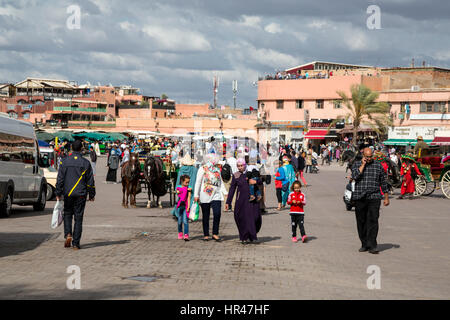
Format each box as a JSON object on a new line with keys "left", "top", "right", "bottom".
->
{"left": 51, "top": 200, "right": 64, "bottom": 229}
{"left": 189, "top": 202, "right": 200, "bottom": 222}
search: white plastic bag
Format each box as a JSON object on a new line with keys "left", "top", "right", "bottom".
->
{"left": 51, "top": 200, "right": 64, "bottom": 229}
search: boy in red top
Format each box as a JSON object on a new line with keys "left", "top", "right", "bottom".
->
{"left": 287, "top": 181, "right": 307, "bottom": 243}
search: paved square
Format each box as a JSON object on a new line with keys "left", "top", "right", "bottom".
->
{"left": 0, "top": 157, "right": 449, "bottom": 299}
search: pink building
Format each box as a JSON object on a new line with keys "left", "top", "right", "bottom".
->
{"left": 257, "top": 63, "right": 450, "bottom": 147}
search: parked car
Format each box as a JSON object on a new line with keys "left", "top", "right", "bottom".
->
{"left": 39, "top": 146, "right": 58, "bottom": 201}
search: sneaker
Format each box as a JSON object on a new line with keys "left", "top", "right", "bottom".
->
{"left": 178, "top": 232, "right": 183, "bottom": 240}
{"left": 302, "top": 235, "right": 308, "bottom": 243}
{"left": 292, "top": 237, "right": 298, "bottom": 242}
{"left": 184, "top": 234, "right": 189, "bottom": 241}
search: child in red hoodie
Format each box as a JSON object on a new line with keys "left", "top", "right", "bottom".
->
{"left": 287, "top": 181, "right": 307, "bottom": 243}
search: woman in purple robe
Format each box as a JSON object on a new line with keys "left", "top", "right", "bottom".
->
{"left": 225, "top": 158, "right": 262, "bottom": 244}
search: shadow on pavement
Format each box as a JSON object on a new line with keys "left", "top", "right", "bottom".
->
{"left": 5, "top": 207, "right": 53, "bottom": 219}
{"left": 0, "top": 232, "right": 60, "bottom": 258}
{"left": 377, "top": 243, "right": 401, "bottom": 252}
{"left": 81, "top": 240, "right": 131, "bottom": 249}
{"left": 0, "top": 283, "right": 142, "bottom": 299}
{"left": 256, "top": 236, "right": 282, "bottom": 243}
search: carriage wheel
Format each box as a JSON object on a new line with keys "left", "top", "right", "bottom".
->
{"left": 440, "top": 170, "right": 450, "bottom": 199}
{"left": 423, "top": 181, "right": 436, "bottom": 196}
{"left": 414, "top": 176, "right": 427, "bottom": 196}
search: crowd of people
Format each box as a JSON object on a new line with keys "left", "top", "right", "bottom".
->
{"left": 53, "top": 133, "right": 449, "bottom": 254}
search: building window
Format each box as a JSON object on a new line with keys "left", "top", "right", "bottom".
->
{"left": 400, "top": 102, "right": 406, "bottom": 112}
{"left": 420, "top": 101, "right": 447, "bottom": 112}
{"left": 334, "top": 100, "right": 342, "bottom": 109}
{"left": 102, "top": 90, "right": 106, "bottom": 93}
{"left": 295, "top": 100, "right": 303, "bottom": 109}
{"left": 276, "top": 100, "right": 284, "bottom": 109}
{"left": 155, "top": 112, "right": 158, "bottom": 117}
{"left": 23, "top": 113, "right": 30, "bottom": 119}
{"left": 316, "top": 99, "right": 324, "bottom": 109}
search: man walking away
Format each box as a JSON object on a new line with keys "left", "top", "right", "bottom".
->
{"left": 56, "top": 140, "right": 96, "bottom": 250}
{"left": 89, "top": 146, "right": 97, "bottom": 176}
{"left": 351, "top": 147, "right": 390, "bottom": 254}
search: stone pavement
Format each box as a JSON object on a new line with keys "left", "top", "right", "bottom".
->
{"left": 0, "top": 157, "right": 449, "bottom": 299}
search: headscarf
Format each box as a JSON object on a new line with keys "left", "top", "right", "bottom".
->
{"left": 205, "top": 153, "right": 219, "bottom": 167}
{"left": 236, "top": 158, "right": 247, "bottom": 171}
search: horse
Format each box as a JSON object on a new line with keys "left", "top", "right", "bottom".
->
{"left": 121, "top": 153, "right": 141, "bottom": 208}
{"left": 340, "top": 150, "right": 358, "bottom": 172}
{"left": 385, "top": 158, "right": 401, "bottom": 191}
{"left": 143, "top": 155, "right": 167, "bottom": 209}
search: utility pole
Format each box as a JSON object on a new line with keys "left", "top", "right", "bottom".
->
{"left": 232, "top": 80, "right": 238, "bottom": 110}
{"left": 213, "top": 76, "right": 219, "bottom": 109}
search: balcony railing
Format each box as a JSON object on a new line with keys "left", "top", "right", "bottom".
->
{"left": 54, "top": 107, "right": 106, "bottom": 113}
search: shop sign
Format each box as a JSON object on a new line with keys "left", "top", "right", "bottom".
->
{"left": 310, "top": 119, "right": 345, "bottom": 129}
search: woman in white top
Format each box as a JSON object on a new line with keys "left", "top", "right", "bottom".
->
{"left": 194, "top": 153, "right": 227, "bottom": 241}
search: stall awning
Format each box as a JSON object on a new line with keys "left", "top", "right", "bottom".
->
{"left": 383, "top": 139, "right": 433, "bottom": 146}
{"left": 431, "top": 137, "right": 450, "bottom": 146}
{"left": 304, "top": 129, "right": 337, "bottom": 140}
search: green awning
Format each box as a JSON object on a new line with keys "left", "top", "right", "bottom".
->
{"left": 383, "top": 139, "right": 433, "bottom": 146}
{"left": 36, "top": 131, "right": 55, "bottom": 142}
{"left": 54, "top": 131, "right": 75, "bottom": 142}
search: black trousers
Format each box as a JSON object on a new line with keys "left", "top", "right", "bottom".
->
{"left": 63, "top": 196, "right": 87, "bottom": 247}
{"left": 291, "top": 214, "right": 305, "bottom": 237}
{"left": 201, "top": 201, "right": 222, "bottom": 236}
{"left": 276, "top": 188, "right": 282, "bottom": 204}
{"left": 355, "top": 199, "right": 381, "bottom": 250}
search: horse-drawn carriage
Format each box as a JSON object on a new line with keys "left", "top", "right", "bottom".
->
{"left": 413, "top": 147, "right": 450, "bottom": 198}
{"left": 137, "top": 149, "right": 179, "bottom": 207}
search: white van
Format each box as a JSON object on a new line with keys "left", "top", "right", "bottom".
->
{"left": 0, "top": 113, "right": 47, "bottom": 217}
{"left": 39, "top": 146, "right": 58, "bottom": 201}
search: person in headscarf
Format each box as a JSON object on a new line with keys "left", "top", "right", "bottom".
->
{"left": 281, "top": 155, "right": 296, "bottom": 207}
{"left": 106, "top": 144, "right": 120, "bottom": 183}
{"left": 194, "top": 153, "right": 227, "bottom": 241}
{"left": 225, "top": 158, "right": 262, "bottom": 244}
{"left": 171, "top": 154, "right": 198, "bottom": 218}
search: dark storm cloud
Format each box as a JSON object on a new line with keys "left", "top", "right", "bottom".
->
{"left": 0, "top": 0, "right": 449, "bottom": 107}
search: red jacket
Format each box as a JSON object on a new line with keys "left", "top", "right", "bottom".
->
{"left": 275, "top": 171, "right": 282, "bottom": 189}
{"left": 287, "top": 191, "right": 306, "bottom": 214}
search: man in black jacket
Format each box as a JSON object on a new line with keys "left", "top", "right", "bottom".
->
{"left": 56, "top": 140, "right": 96, "bottom": 250}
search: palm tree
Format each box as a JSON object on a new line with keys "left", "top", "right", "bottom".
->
{"left": 331, "top": 84, "right": 392, "bottom": 147}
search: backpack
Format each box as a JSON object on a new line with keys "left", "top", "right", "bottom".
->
{"left": 221, "top": 163, "right": 232, "bottom": 182}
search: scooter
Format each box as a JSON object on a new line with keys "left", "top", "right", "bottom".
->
{"left": 343, "top": 176, "right": 355, "bottom": 211}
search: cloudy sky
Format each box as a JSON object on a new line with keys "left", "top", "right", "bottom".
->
{"left": 1, "top": 0, "right": 449, "bottom": 108}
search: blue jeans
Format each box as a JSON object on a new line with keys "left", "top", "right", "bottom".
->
{"left": 177, "top": 206, "right": 189, "bottom": 234}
